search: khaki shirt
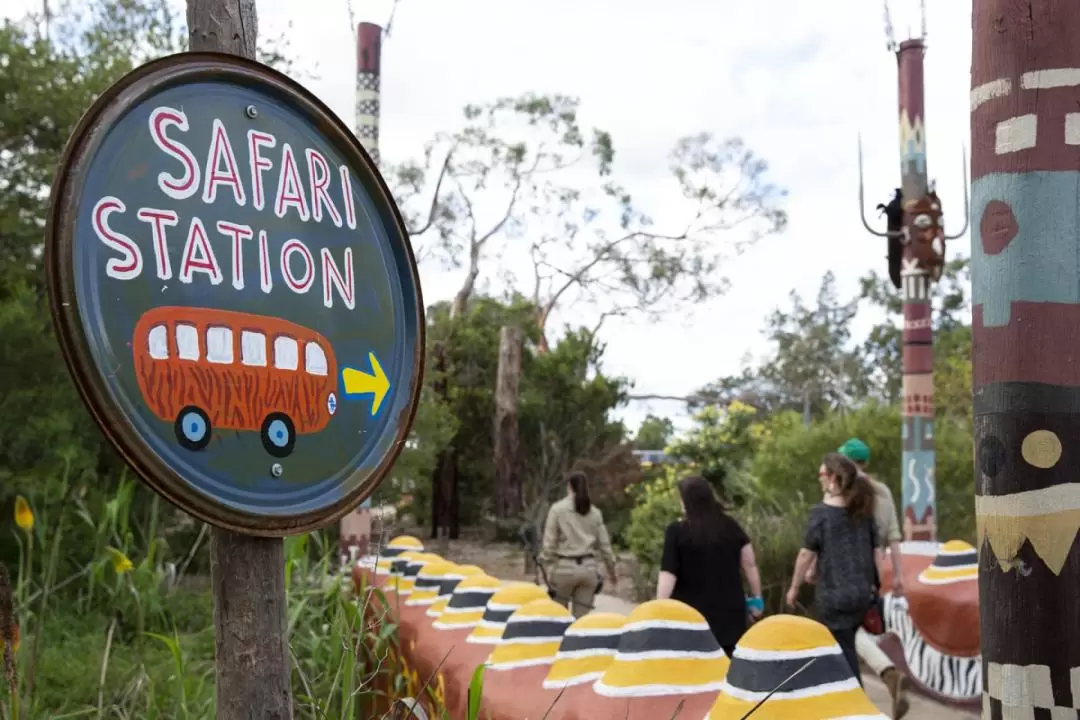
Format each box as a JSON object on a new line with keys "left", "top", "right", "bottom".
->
{"left": 539, "top": 495, "right": 617, "bottom": 572}
{"left": 867, "top": 475, "right": 902, "bottom": 546}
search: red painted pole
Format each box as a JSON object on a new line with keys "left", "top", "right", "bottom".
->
{"left": 355, "top": 22, "right": 382, "bottom": 166}
{"left": 972, "top": 1, "right": 1080, "bottom": 716}
{"left": 897, "top": 38, "right": 936, "bottom": 542}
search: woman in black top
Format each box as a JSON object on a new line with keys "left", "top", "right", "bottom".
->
{"left": 657, "top": 475, "right": 763, "bottom": 655}
{"left": 786, "top": 452, "right": 880, "bottom": 683}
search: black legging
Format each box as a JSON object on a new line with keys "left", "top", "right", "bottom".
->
{"left": 828, "top": 626, "right": 862, "bottom": 686}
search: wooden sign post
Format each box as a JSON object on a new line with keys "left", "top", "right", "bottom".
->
{"left": 41, "top": 0, "right": 425, "bottom": 715}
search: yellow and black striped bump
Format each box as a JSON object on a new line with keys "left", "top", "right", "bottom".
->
{"left": 426, "top": 565, "right": 484, "bottom": 618}
{"left": 432, "top": 574, "right": 502, "bottom": 630}
{"left": 405, "top": 561, "right": 460, "bottom": 606}
{"left": 706, "top": 614, "right": 886, "bottom": 719}
{"left": 543, "top": 612, "right": 627, "bottom": 689}
{"left": 486, "top": 599, "right": 574, "bottom": 671}
{"left": 385, "top": 552, "right": 440, "bottom": 596}
{"left": 372, "top": 535, "right": 425, "bottom": 575}
{"left": 594, "top": 599, "right": 729, "bottom": 698}
{"left": 916, "top": 540, "right": 978, "bottom": 586}
{"left": 380, "top": 550, "right": 420, "bottom": 594}
{"left": 467, "top": 584, "right": 551, "bottom": 645}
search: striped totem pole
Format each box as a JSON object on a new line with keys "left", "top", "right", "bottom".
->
{"left": 897, "top": 38, "right": 939, "bottom": 542}
{"left": 339, "top": 21, "right": 383, "bottom": 568}
{"left": 972, "top": 2, "right": 1080, "bottom": 717}
{"left": 355, "top": 22, "right": 382, "bottom": 165}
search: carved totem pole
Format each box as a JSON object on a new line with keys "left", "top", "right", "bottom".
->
{"left": 972, "top": 2, "right": 1080, "bottom": 717}
{"left": 860, "top": 30, "right": 967, "bottom": 543}
{"left": 339, "top": 20, "right": 383, "bottom": 567}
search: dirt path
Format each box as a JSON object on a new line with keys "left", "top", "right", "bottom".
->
{"left": 425, "top": 534, "right": 640, "bottom": 603}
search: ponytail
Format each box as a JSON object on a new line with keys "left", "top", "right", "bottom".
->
{"left": 822, "top": 452, "right": 876, "bottom": 520}
{"left": 567, "top": 471, "right": 591, "bottom": 515}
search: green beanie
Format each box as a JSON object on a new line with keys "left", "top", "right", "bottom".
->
{"left": 838, "top": 438, "right": 870, "bottom": 464}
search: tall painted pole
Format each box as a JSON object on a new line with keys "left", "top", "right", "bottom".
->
{"left": 355, "top": 22, "right": 382, "bottom": 165}
{"left": 972, "top": 2, "right": 1080, "bottom": 717}
{"left": 339, "top": 20, "right": 383, "bottom": 568}
{"left": 898, "top": 38, "right": 936, "bottom": 542}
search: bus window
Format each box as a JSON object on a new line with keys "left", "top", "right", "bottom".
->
{"left": 274, "top": 336, "right": 299, "bottom": 371}
{"left": 305, "top": 342, "right": 328, "bottom": 376}
{"left": 206, "top": 327, "right": 234, "bottom": 365}
{"left": 176, "top": 323, "right": 200, "bottom": 361}
{"left": 148, "top": 324, "right": 168, "bottom": 360}
{"left": 241, "top": 331, "right": 267, "bottom": 367}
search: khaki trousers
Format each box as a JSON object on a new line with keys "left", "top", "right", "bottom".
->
{"left": 855, "top": 627, "right": 894, "bottom": 676}
{"left": 550, "top": 560, "right": 598, "bottom": 618}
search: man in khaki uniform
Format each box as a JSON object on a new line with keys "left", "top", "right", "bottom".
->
{"left": 837, "top": 438, "right": 909, "bottom": 719}
{"left": 539, "top": 472, "right": 618, "bottom": 617}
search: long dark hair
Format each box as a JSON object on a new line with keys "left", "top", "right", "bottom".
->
{"left": 822, "top": 452, "right": 875, "bottom": 520}
{"left": 678, "top": 475, "right": 728, "bottom": 544}
{"left": 567, "top": 471, "right": 591, "bottom": 515}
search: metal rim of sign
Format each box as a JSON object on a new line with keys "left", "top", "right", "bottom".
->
{"left": 44, "top": 51, "right": 425, "bottom": 536}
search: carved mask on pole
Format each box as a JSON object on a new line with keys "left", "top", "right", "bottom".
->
{"left": 904, "top": 191, "right": 946, "bottom": 281}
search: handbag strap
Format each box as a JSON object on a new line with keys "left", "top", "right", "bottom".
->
{"left": 868, "top": 519, "right": 882, "bottom": 595}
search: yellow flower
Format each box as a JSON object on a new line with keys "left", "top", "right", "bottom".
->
{"left": 14, "top": 496, "right": 33, "bottom": 532}
{"left": 106, "top": 547, "right": 134, "bottom": 575}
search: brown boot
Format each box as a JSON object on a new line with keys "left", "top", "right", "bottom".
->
{"left": 881, "top": 667, "right": 909, "bottom": 719}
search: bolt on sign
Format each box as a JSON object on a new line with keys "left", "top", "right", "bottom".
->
{"left": 44, "top": 53, "right": 424, "bottom": 535}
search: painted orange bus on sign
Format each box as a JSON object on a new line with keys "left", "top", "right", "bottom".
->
{"left": 132, "top": 307, "right": 339, "bottom": 458}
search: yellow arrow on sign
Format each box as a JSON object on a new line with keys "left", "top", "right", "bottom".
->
{"left": 341, "top": 352, "right": 390, "bottom": 416}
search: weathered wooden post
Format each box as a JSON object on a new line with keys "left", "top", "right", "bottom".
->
{"left": 42, "top": 1, "right": 425, "bottom": 715}
{"left": 971, "top": 2, "right": 1080, "bottom": 716}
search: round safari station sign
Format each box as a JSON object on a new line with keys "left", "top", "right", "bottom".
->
{"left": 45, "top": 53, "right": 424, "bottom": 535}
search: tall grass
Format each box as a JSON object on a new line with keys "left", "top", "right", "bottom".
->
{"left": 1, "top": 470, "right": 442, "bottom": 719}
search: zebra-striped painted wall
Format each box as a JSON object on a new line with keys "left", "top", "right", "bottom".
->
{"left": 884, "top": 593, "right": 982, "bottom": 702}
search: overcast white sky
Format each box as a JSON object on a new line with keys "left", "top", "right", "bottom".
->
{"left": 7, "top": 0, "right": 974, "bottom": 433}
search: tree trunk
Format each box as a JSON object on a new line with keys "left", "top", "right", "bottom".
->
{"left": 972, "top": 4, "right": 1080, "bottom": 717}
{"left": 430, "top": 451, "right": 443, "bottom": 540}
{"left": 187, "top": 1, "right": 293, "bottom": 718}
{"left": 429, "top": 340, "right": 460, "bottom": 540}
{"left": 448, "top": 453, "right": 460, "bottom": 540}
{"left": 493, "top": 326, "right": 523, "bottom": 520}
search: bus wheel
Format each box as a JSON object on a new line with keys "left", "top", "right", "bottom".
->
{"left": 260, "top": 413, "right": 296, "bottom": 458}
{"left": 175, "top": 406, "right": 212, "bottom": 451}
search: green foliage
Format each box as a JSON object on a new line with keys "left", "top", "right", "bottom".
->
{"left": 467, "top": 663, "right": 486, "bottom": 720}
{"left": 4, "top": 479, "right": 435, "bottom": 718}
{"left": 626, "top": 391, "right": 975, "bottom": 609}
{"left": 633, "top": 415, "right": 674, "bottom": 451}
{"left": 411, "top": 296, "right": 629, "bottom": 532}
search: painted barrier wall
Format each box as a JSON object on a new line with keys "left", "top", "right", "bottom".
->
{"left": 877, "top": 539, "right": 981, "bottom": 708}
{"left": 355, "top": 537, "right": 890, "bottom": 720}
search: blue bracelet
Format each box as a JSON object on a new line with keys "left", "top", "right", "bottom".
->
{"left": 746, "top": 596, "right": 764, "bottom": 613}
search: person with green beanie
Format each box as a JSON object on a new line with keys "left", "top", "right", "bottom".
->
{"left": 835, "top": 437, "right": 909, "bottom": 718}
